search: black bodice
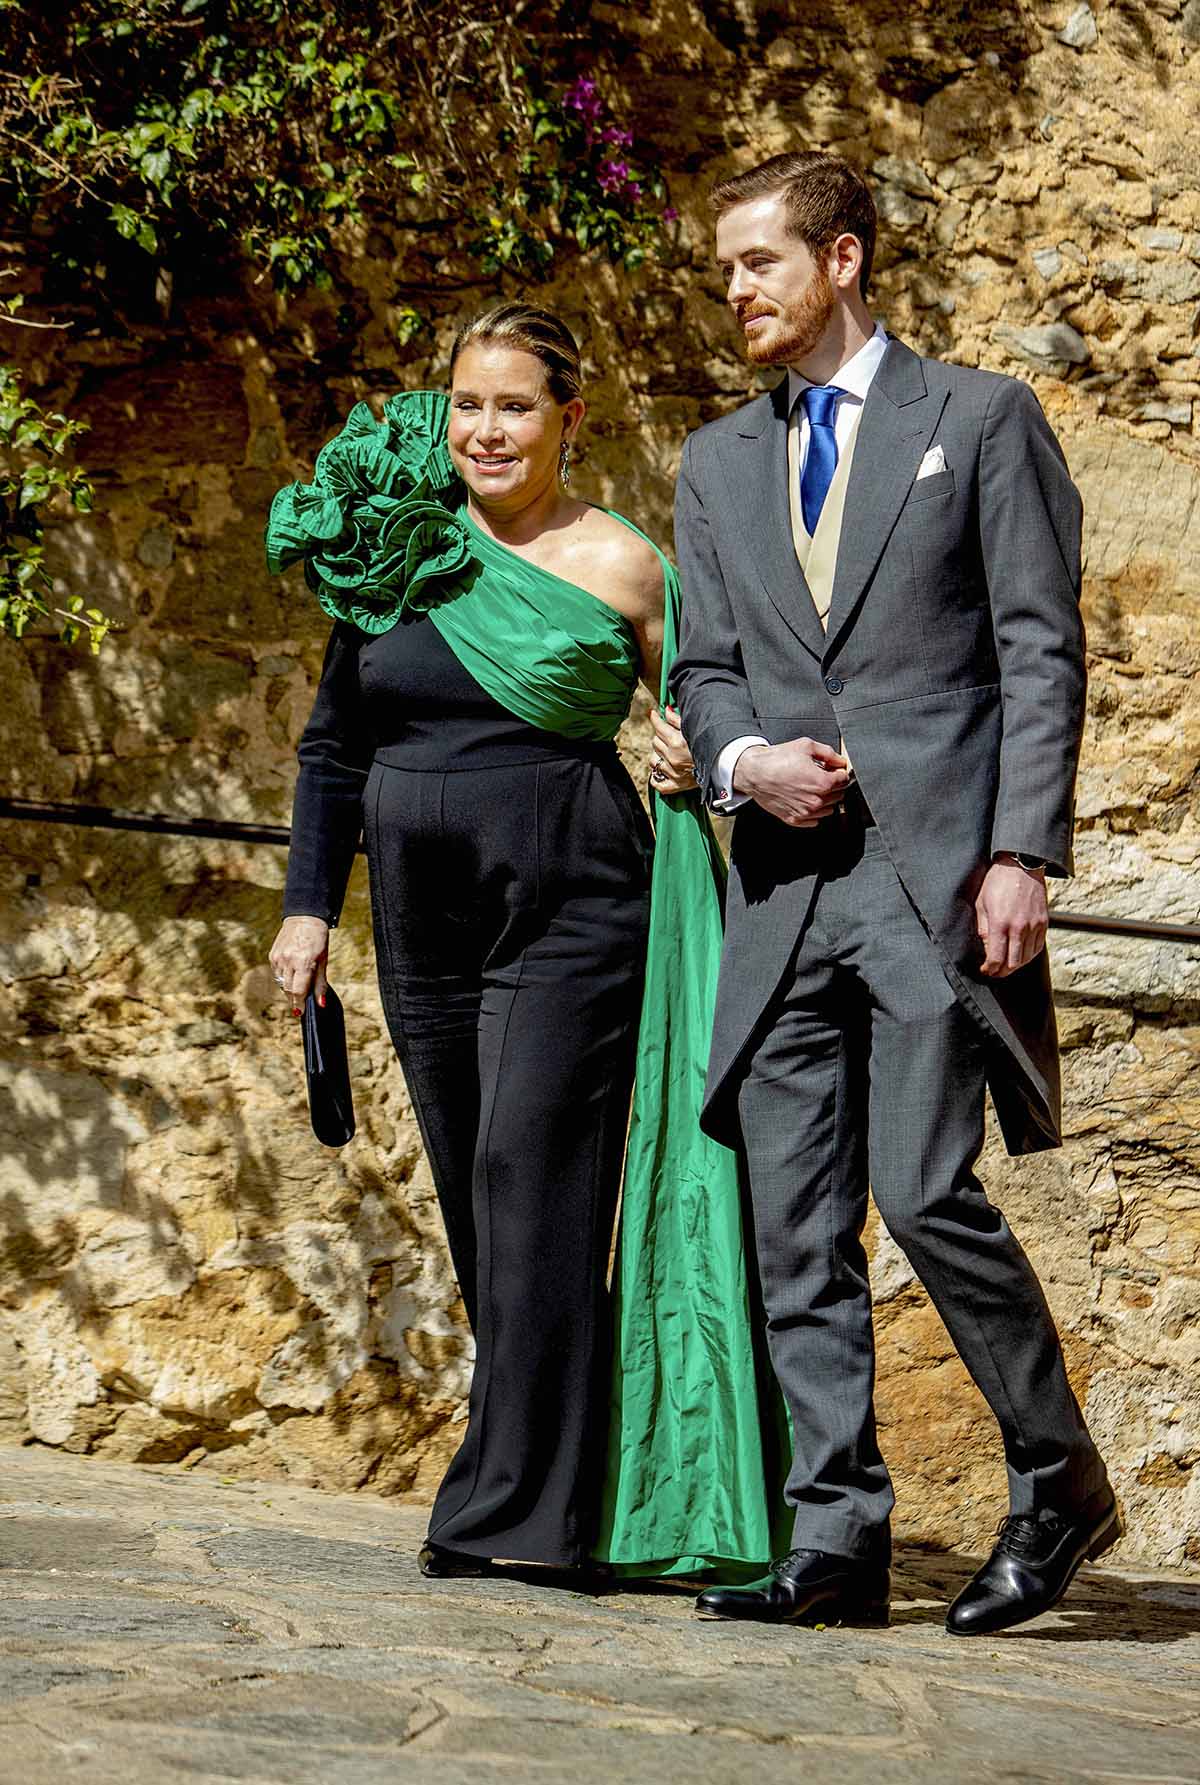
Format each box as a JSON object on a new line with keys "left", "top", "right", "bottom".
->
{"left": 283, "top": 614, "right": 618, "bottom": 924}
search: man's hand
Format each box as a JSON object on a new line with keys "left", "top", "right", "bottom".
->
{"left": 975, "top": 857, "right": 1048, "bottom": 978}
{"left": 733, "top": 738, "right": 850, "bottom": 828}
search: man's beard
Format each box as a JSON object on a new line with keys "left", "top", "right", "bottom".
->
{"left": 741, "top": 266, "right": 836, "bottom": 366}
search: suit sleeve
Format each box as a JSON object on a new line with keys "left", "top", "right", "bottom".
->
{"left": 978, "top": 378, "right": 1086, "bottom": 877}
{"left": 283, "top": 622, "right": 373, "bottom": 925}
{"left": 668, "top": 433, "right": 763, "bottom": 806}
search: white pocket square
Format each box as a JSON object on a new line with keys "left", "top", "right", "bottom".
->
{"left": 916, "top": 444, "right": 947, "bottom": 479}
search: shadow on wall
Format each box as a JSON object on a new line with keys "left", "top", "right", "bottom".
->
{"left": 0, "top": 815, "right": 472, "bottom": 1487}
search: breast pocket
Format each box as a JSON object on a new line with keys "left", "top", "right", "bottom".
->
{"left": 908, "top": 468, "right": 957, "bottom": 504}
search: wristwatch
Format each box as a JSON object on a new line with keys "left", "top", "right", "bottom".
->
{"left": 1001, "top": 852, "right": 1048, "bottom": 874}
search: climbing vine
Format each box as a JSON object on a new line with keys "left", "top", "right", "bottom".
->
{"left": 0, "top": 362, "right": 107, "bottom": 650}
{"left": 470, "top": 75, "right": 676, "bottom": 276}
{"left": 0, "top": 0, "right": 676, "bottom": 647}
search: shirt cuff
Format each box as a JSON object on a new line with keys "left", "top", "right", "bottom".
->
{"left": 712, "top": 736, "right": 770, "bottom": 813}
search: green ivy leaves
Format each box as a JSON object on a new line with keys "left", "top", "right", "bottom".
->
{"left": 2, "top": 5, "right": 675, "bottom": 298}
{"left": 0, "top": 365, "right": 111, "bottom": 651}
{"left": 0, "top": 3, "right": 678, "bottom": 650}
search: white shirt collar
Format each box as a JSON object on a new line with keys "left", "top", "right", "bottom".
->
{"left": 787, "top": 322, "right": 889, "bottom": 410}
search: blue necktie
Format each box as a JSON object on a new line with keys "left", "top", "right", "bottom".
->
{"left": 799, "top": 384, "right": 845, "bottom": 536}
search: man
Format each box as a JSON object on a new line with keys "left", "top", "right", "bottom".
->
{"left": 669, "top": 150, "right": 1116, "bottom": 1637}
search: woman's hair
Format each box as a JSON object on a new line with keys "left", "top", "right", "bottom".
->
{"left": 449, "top": 302, "right": 583, "bottom": 404}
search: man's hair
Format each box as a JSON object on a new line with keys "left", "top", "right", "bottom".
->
{"left": 709, "top": 151, "right": 878, "bottom": 299}
{"left": 449, "top": 301, "right": 582, "bottom": 405}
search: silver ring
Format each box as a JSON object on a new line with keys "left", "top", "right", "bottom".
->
{"left": 274, "top": 974, "right": 286, "bottom": 987}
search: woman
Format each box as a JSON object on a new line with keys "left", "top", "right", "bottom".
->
{"left": 267, "top": 303, "right": 784, "bottom": 1580}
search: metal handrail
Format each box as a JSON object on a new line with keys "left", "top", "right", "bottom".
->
{"left": 3, "top": 795, "right": 1199, "bottom": 944}
{"left": 1045, "top": 910, "right": 1200, "bottom": 944}
{"left": 1, "top": 797, "right": 294, "bottom": 850}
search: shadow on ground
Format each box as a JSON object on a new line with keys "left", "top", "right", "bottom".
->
{"left": 889, "top": 1542, "right": 1200, "bottom": 1645}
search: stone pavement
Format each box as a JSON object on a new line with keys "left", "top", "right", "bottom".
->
{"left": 1, "top": 1447, "right": 1198, "bottom": 1784}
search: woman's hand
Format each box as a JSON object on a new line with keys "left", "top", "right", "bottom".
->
{"left": 269, "top": 915, "right": 330, "bottom": 1015}
{"left": 648, "top": 704, "right": 698, "bottom": 796}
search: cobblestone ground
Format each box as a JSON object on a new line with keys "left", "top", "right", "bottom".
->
{"left": 1, "top": 1446, "right": 1198, "bottom": 1784}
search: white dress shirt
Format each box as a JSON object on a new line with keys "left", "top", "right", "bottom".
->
{"left": 711, "top": 323, "right": 889, "bottom": 811}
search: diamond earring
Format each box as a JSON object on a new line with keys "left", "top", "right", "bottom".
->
{"left": 558, "top": 441, "right": 572, "bottom": 486}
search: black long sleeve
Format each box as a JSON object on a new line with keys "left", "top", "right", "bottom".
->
{"left": 283, "top": 622, "right": 373, "bottom": 925}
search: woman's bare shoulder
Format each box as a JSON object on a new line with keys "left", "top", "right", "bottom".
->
{"left": 575, "top": 506, "right": 665, "bottom": 610}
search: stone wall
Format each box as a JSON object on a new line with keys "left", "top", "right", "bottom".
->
{"left": 2, "top": 0, "right": 1199, "bottom": 1564}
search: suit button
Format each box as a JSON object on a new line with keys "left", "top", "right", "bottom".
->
{"left": 824, "top": 675, "right": 844, "bottom": 695}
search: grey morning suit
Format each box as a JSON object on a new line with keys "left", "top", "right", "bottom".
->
{"left": 670, "top": 338, "right": 1106, "bottom": 1559}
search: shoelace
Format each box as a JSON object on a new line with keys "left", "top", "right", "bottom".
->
{"left": 994, "top": 1513, "right": 1065, "bottom": 1561}
{"left": 769, "top": 1548, "right": 821, "bottom": 1578}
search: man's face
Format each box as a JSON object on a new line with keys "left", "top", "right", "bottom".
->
{"left": 715, "top": 194, "right": 837, "bottom": 367}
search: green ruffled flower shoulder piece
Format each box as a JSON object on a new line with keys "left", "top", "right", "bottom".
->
{"left": 264, "top": 389, "right": 473, "bottom": 634}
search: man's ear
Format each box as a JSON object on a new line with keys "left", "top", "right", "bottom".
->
{"left": 830, "top": 232, "right": 864, "bottom": 293}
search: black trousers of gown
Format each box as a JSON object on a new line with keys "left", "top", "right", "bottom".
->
{"left": 364, "top": 748, "right": 652, "bottom": 1566}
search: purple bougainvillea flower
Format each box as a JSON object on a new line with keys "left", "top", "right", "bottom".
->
{"left": 663, "top": 205, "right": 679, "bottom": 222}
{"left": 565, "top": 76, "right": 603, "bottom": 123}
{"left": 598, "top": 158, "right": 630, "bottom": 193}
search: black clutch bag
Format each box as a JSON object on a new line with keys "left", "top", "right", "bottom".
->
{"left": 301, "top": 987, "right": 355, "bottom": 1147}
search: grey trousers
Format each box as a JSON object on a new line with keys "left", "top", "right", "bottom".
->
{"left": 737, "top": 823, "right": 1104, "bottom": 1561}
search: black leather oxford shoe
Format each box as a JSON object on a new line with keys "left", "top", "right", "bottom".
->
{"left": 695, "top": 1548, "right": 890, "bottom": 1626}
{"left": 945, "top": 1487, "right": 1121, "bottom": 1637}
{"left": 418, "top": 1540, "right": 494, "bottom": 1579}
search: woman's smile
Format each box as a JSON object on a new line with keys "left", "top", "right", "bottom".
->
{"left": 470, "top": 450, "right": 519, "bottom": 475}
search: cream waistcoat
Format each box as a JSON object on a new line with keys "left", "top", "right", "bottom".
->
{"left": 786, "top": 398, "right": 865, "bottom": 774}
{"left": 786, "top": 395, "right": 865, "bottom": 628}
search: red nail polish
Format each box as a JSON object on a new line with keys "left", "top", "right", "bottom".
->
{"left": 318, "top": 994, "right": 326, "bottom": 1008}
{"left": 293, "top": 1007, "right": 301, "bottom": 1017}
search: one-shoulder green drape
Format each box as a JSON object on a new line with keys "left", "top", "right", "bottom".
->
{"left": 593, "top": 540, "right": 790, "bottom": 1580}
{"left": 266, "top": 390, "right": 786, "bottom": 1579}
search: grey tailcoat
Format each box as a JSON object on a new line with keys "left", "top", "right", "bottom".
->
{"left": 669, "top": 337, "right": 1086, "bottom": 1156}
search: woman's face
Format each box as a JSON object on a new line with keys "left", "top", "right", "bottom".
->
{"left": 448, "top": 341, "right": 583, "bottom": 512}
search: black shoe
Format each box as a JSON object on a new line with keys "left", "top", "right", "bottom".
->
{"left": 945, "top": 1487, "right": 1122, "bottom": 1637}
{"left": 695, "top": 1549, "right": 890, "bottom": 1626}
{"left": 418, "top": 1540, "right": 494, "bottom": 1579}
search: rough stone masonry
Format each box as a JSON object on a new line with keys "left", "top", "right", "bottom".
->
{"left": 0, "top": 0, "right": 1198, "bottom": 1566}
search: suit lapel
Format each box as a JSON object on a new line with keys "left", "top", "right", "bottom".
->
{"left": 825, "top": 339, "right": 947, "bottom": 653}
{"left": 720, "top": 382, "right": 826, "bottom": 662}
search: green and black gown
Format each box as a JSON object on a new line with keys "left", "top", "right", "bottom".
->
{"left": 268, "top": 392, "right": 787, "bottom": 1574}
